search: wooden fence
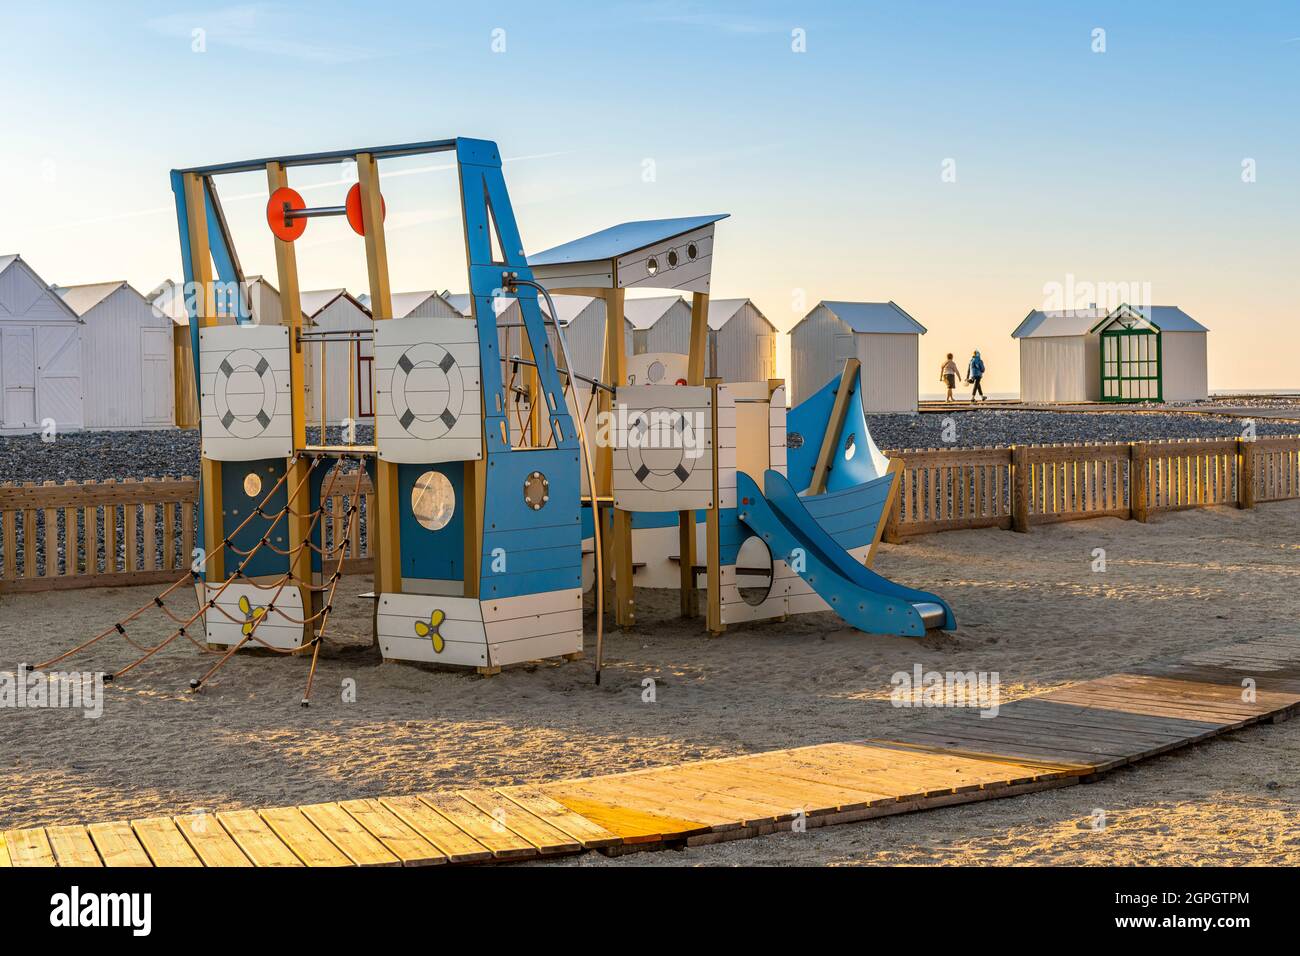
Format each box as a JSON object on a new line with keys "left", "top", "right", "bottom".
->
{"left": 3, "top": 436, "right": 1298, "bottom": 593}
{"left": 0, "top": 469, "right": 373, "bottom": 594}
{"left": 883, "top": 435, "right": 1300, "bottom": 540}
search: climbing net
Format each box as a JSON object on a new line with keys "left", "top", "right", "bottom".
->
{"left": 27, "top": 453, "right": 365, "bottom": 706}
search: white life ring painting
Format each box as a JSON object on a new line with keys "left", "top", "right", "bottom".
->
{"left": 199, "top": 325, "right": 293, "bottom": 461}
{"left": 612, "top": 384, "right": 713, "bottom": 513}
{"left": 375, "top": 316, "right": 483, "bottom": 464}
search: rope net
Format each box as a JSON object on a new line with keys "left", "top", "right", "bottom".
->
{"left": 27, "top": 453, "right": 365, "bottom": 705}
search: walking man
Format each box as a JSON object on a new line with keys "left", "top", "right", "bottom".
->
{"left": 967, "top": 350, "right": 987, "bottom": 401}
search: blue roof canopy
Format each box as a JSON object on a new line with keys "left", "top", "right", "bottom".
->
{"left": 529, "top": 214, "right": 729, "bottom": 266}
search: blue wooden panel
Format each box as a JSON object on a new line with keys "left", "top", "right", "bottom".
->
{"left": 397, "top": 462, "right": 466, "bottom": 582}
{"left": 800, "top": 472, "right": 893, "bottom": 552}
{"left": 221, "top": 458, "right": 290, "bottom": 578}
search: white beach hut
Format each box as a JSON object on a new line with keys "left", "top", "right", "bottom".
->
{"left": 301, "top": 289, "right": 373, "bottom": 425}
{"left": 706, "top": 298, "right": 777, "bottom": 382}
{"left": 0, "top": 255, "right": 84, "bottom": 435}
{"left": 1010, "top": 307, "right": 1107, "bottom": 403}
{"left": 56, "top": 281, "right": 174, "bottom": 430}
{"left": 790, "top": 301, "right": 927, "bottom": 412}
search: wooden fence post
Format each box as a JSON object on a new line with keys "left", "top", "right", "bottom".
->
{"left": 1011, "top": 445, "right": 1029, "bottom": 533}
{"left": 1237, "top": 437, "right": 1256, "bottom": 510}
{"left": 1130, "top": 442, "right": 1149, "bottom": 522}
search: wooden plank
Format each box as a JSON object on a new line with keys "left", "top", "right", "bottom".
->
{"left": 378, "top": 795, "right": 493, "bottom": 863}
{"left": 338, "top": 798, "right": 446, "bottom": 866}
{"left": 299, "top": 802, "right": 400, "bottom": 867}
{"left": 87, "top": 821, "right": 153, "bottom": 867}
{"left": 418, "top": 793, "right": 538, "bottom": 860}
{"left": 540, "top": 791, "right": 703, "bottom": 844}
{"left": 46, "top": 825, "right": 103, "bottom": 867}
{"left": 131, "top": 817, "right": 203, "bottom": 867}
{"left": 459, "top": 789, "right": 581, "bottom": 855}
{"left": 2, "top": 828, "right": 56, "bottom": 866}
{"left": 259, "top": 806, "right": 353, "bottom": 867}
{"left": 495, "top": 788, "right": 622, "bottom": 849}
{"left": 0, "top": 835, "right": 10, "bottom": 867}
{"left": 173, "top": 813, "right": 252, "bottom": 867}
{"left": 1, "top": 492, "right": 15, "bottom": 581}
{"left": 215, "top": 810, "right": 303, "bottom": 867}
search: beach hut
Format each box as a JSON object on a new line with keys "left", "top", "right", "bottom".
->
{"left": 56, "top": 282, "right": 174, "bottom": 430}
{"left": 360, "top": 290, "right": 461, "bottom": 319}
{"left": 1010, "top": 307, "right": 1107, "bottom": 403}
{"left": 625, "top": 295, "right": 691, "bottom": 356}
{"left": 706, "top": 298, "right": 777, "bottom": 382}
{"left": 1091, "top": 304, "right": 1209, "bottom": 402}
{"left": 301, "top": 289, "right": 373, "bottom": 426}
{"left": 789, "top": 301, "right": 927, "bottom": 412}
{"left": 0, "top": 254, "right": 84, "bottom": 435}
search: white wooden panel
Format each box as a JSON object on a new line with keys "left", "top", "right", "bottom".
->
{"left": 377, "top": 592, "right": 488, "bottom": 667}
{"left": 374, "top": 316, "right": 483, "bottom": 464}
{"left": 626, "top": 351, "right": 688, "bottom": 387}
{"left": 203, "top": 581, "right": 306, "bottom": 650}
{"left": 613, "top": 385, "right": 713, "bottom": 512}
{"left": 199, "top": 325, "right": 293, "bottom": 461}
{"left": 617, "top": 225, "right": 715, "bottom": 293}
{"left": 769, "top": 386, "right": 787, "bottom": 477}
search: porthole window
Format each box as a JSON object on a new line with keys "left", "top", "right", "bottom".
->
{"left": 524, "top": 471, "right": 550, "bottom": 511}
{"left": 646, "top": 256, "right": 658, "bottom": 276}
{"left": 686, "top": 242, "right": 698, "bottom": 260}
{"left": 844, "top": 433, "right": 857, "bottom": 461}
{"left": 243, "top": 472, "right": 263, "bottom": 497}
{"left": 412, "top": 470, "right": 455, "bottom": 531}
{"left": 667, "top": 249, "right": 679, "bottom": 268}
{"left": 647, "top": 360, "right": 667, "bottom": 384}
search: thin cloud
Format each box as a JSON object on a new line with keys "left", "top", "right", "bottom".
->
{"left": 146, "top": 4, "right": 384, "bottom": 64}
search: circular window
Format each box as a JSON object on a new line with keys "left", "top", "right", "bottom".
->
{"left": 736, "top": 536, "right": 774, "bottom": 607}
{"left": 411, "top": 470, "right": 455, "bottom": 531}
{"left": 686, "top": 242, "right": 698, "bottom": 260}
{"left": 844, "top": 433, "right": 857, "bottom": 461}
{"left": 243, "top": 472, "right": 263, "bottom": 497}
{"left": 667, "top": 249, "right": 679, "bottom": 268}
{"left": 524, "top": 471, "right": 550, "bottom": 511}
{"left": 647, "top": 360, "right": 667, "bottom": 384}
{"left": 646, "top": 256, "right": 658, "bottom": 276}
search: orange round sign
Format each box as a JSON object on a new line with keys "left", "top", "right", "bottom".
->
{"left": 345, "top": 183, "right": 386, "bottom": 236}
{"left": 266, "top": 187, "right": 306, "bottom": 241}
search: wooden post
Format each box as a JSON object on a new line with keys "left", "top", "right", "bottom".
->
{"left": 1011, "top": 444, "right": 1030, "bottom": 533}
{"left": 183, "top": 173, "right": 226, "bottom": 584}
{"left": 1130, "top": 442, "right": 1150, "bottom": 522}
{"left": 1237, "top": 437, "right": 1256, "bottom": 510}
{"left": 879, "top": 457, "right": 904, "bottom": 550}
{"left": 599, "top": 286, "right": 634, "bottom": 627}
{"left": 267, "top": 162, "right": 315, "bottom": 635}
{"left": 808, "top": 358, "right": 860, "bottom": 496}
{"left": 679, "top": 291, "right": 710, "bottom": 617}
{"left": 706, "top": 379, "right": 724, "bottom": 635}
{"left": 356, "top": 152, "right": 403, "bottom": 598}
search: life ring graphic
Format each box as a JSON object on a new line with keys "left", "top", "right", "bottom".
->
{"left": 214, "top": 349, "right": 279, "bottom": 438}
{"left": 391, "top": 343, "right": 466, "bottom": 440}
{"left": 626, "top": 407, "right": 700, "bottom": 492}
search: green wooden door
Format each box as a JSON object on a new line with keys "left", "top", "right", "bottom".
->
{"left": 1100, "top": 328, "right": 1161, "bottom": 402}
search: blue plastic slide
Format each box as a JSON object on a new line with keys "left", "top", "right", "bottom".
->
{"left": 736, "top": 469, "right": 956, "bottom": 636}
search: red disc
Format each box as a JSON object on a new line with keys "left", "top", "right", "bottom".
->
{"left": 675, "top": 378, "right": 688, "bottom": 386}
{"left": 266, "top": 187, "right": 307, "bottom": 242}
{"left": 345, "top": 182, "right": 386, "bottom": 236}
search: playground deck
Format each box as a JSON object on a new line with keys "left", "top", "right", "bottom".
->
{"left": 4, "top": 635, "right": 1298, "bottom": 867}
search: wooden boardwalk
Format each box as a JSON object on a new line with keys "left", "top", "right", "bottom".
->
{"left": 4, "top": 636, "right": 1299, "bottom": 867}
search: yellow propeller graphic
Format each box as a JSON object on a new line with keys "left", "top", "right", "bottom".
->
{"left": 414, "top": 608, "right": 446, "bottom": 653}
{"left": 238, "top": 594, "right": 268, "bottom": 636}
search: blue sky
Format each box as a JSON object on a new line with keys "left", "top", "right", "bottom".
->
{"left": 1, "top": 1, "right": 1297, "bottom": 389}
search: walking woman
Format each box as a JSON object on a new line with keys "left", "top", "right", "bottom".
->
{"left": 967, "top": 349, "right": 987, "bottom": 401}
{"left": 940, "top": 353, "right": 961, "bottom": 402}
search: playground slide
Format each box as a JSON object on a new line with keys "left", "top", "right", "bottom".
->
{"left": 736, "top": 469, "right": 955, "bottom": 636}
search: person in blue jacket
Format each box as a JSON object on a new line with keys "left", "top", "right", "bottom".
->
{"left": 966, "top": 350, "right": 986, "bottom": 401}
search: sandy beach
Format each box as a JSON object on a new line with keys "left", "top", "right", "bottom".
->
{"left": 2, "top": 501, "right": 1297, "bottom": 865}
